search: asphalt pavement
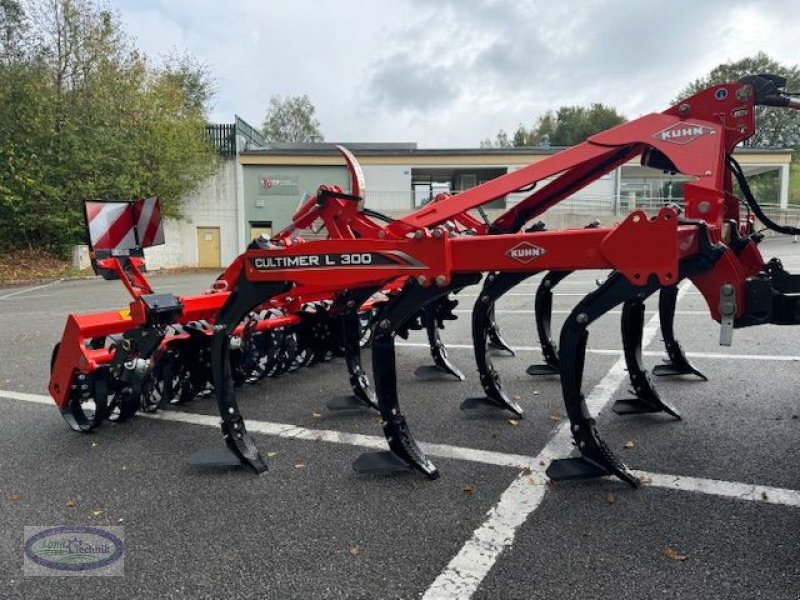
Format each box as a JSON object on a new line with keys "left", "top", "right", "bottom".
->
{"left": 0, "top": 238, "right": 798, "bottom": 599}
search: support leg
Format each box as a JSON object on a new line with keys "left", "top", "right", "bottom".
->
{"left": 527, "top": 270, "right": 572, "bottom": 376}
{"left": 414, "top": 298, "right": 465, "bottom": 381}
{"left": 613, "top": 296, "right": 681, "bottom": 418}
{"left": 546, "top": 272, "right": 664, "bottom": 488}
{"left": 327, "top": 288, "right": 380, "bottom": 411}
{"left": 195, "top": 274, "right": 291, "bottom": 473}
{"left": 353, "top": 274, "right": 481, "bottom": 478}
{"left": 461, "top": 272, "right": 535, "bottom": 417}
{"left": 652, "top": 285, "right": 707, "bottom": 380}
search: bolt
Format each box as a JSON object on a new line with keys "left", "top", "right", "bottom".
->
{"left": 679, "top": 103, "right": 690, "bottom": 115}
{"left": 379, "top": 319, "right": 391, "bottom": 330}
{"left": 480, "top": 294, "right": 489, "bottom": 303}
{"left": 576, "top": 313, "right": 588, "bottom": 324}
{"left": 378, "top": 230, "right": 385, "bottom": 239}
{"left": 414, "top": 230, "right": 424, "bottom": 239}
{"left": 579, "top": 441, "right": 586, "bottom": 448}
{"left": 228, "top": 407, "right": 235, "bottom": 414}
{"left": 391, "top": 408, "right": 397, "bottom": 415}
{"left": 346, "top": 300, "right": 355, "bottom": 308}
{"left": 435, "top": 275, "right": 447, "bottom": 286}
{"left": 544, "top": 280, "right": 551, "bottom": 288}
{"left": 572, "top": 424, "right": 580, "bottom": 432}
{"left": 433, "top": 228, "right": 443, "bottom": 238}
{"left": 417, "top": 275, "right": 427, "bottom": 286}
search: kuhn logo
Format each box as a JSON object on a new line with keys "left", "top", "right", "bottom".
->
{"left": 653, "top": 123, "right": 714, "bottom": 145}
{"left": 506, "top": 242, "right": 546, "bottom": 264}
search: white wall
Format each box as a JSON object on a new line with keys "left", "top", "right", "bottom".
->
{"left": 144, "top": 157, "right": 239, "bottom": 269}
{"left": 362, "top": 164, "right": 412, "bottom": 211}
{"left": 504, "top": 164, "right": 615, "bottom": 208}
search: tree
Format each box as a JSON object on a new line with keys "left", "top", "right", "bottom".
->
{"left": 0, "top": 0, "right": 217, "bottom": 253}
{"left": 677, "top": 52, "right": 800, "bottom": 149}
{"left": 162, "top": 51, "right": 216, "bottom": 112}
{"left": 261, "top": 94, "right": 324, "bottom": 143}
{"left": 482, "top": 104, "right": 626, "bottom": 148}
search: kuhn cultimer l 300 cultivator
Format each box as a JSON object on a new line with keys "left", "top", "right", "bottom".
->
{"left": 50, "top": 74, "right": 800, "bottom": 487}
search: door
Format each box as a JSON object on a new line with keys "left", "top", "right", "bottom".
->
{"left": 197, "top": 227, "right": 221, "bottom": 268}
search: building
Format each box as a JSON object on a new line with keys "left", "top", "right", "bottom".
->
{"left": 144, "top": 123, "right": 795, "bottom": 269}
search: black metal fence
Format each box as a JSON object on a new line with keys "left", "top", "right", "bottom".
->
{"left": 205, "top": 123, "right": 237, "bottom": 157}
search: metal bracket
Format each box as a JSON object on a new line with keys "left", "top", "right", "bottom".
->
{"left": 718, "top": 283, "right": 736, "bottom": 346}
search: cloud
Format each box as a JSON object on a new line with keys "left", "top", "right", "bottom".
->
{"left": 114, "top": 0, "right": 800, "bottom": 146}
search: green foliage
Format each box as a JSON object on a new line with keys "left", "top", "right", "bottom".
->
{"left": 483, "top": 104, "right": 626, "bottom": 148}
{"left": 0, "top": 0, "right": 216, "bottom": 254}
{"left": 261, "top": 94, "right": 324, "bottom": 143}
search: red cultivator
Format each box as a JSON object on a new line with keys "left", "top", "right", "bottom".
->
{"left": 49, "top": 74, "right": 800, "bottom": 487}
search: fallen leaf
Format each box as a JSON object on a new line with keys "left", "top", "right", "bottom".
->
{"left": 623, "top": 440, "right": 635, "bottom": 450}
{"left": 512, "top": 394, "right": 522, "bottom": 401}
{"left": 533, "top": 391, "right": 540, "bottom": 396}
{"left": 91, "top": 508, "right": 104, "bottom": 517}
{"left": 639, "top": 475, "right": 653, "bottom": 485}
{"left": 539, "top": 460, "right": 546, "bottom": 467}
{"left": 312, "top": 412, "right": 322, "bottom": 418}
{"left": 314, "top": 435, "right": 322, "bottom": 442}
{"left": 349, "top": 544, "right": 361, "bottom": 557}
{"left": 91, "top": 442, "right": 99, "bottom": 449}
{"left": 548, "top": 413, "right": 561, "bottom": 422}
{"left": 521, "top": 467, "right": 532, "bottom": 476}
{"left": 294, "top": 462, "right": 306, "bottom": 469}
{"left": 267, "top": 451, "right": 278, "bottom": 458}
{"left": 663, "top": 547, "right": 687, "bottom": 561}
{"left": 7, "top": 493, "right": 21, "bottom": 501}
{"left": 527, "top": 478, "right": 537, "bottom": 486}
{"left": 117, "top": 518, "right": 124, "bottom": 523}
{"left": 507, "top": 419, "right": 520, "bottom": 427}
{"left": 604, "top": 492, "right": 616, "bottom": 505}
{"left": 462, "top": 485, "right": 475, "bottom": 496}
{"left": 761, "top": 491, "right": 768, "bottom": 500}
{"left": 65, "top": 498, "right": 76, "bottom": 507}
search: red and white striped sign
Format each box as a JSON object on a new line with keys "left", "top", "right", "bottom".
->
{"left": 133, "top": 197, "right": 165, "bottom": 248}
{"left": 85, "top": 197, "right": 164, "bottom": 251}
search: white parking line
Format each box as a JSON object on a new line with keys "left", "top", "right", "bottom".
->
{"left": 3, "top": 388, "right": 798, "bottom": 512}
{"left": 0, "top": 280, "right": 60, "bottom": 300}
{"left": 453, "top": 309, "right": 709, "bottom": 315}
{"left": 396, "top": 342, "right": 800, "bottom": 363}
{"left": 421, "top": 283, "right": 683, "bottom": 600}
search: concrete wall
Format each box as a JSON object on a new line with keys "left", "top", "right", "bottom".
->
{"left": 144, "top": 157, "right": 238, "bottom": 269}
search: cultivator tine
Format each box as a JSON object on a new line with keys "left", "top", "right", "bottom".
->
{"left": 652, "top": 285, "right": 708, "bottom": 380}
{"left": 612, "top": 296, "right": 681, "bottom": 419}
{"left": 414, "top": 298, "right": 464, "bottom": 381}
{"left": 195, "top": 277, "right": 292, "bottom": 473}
{"left": 354, "top": 274, "right": 480, "bottom": 478}
{"left": 546, "top": 272, "right": 664, "bottom": 488}
{"left": 327, "top": 288, "right": 380, "bottom": 411}
{"left": 526, "top": 270, "right": 571, "bottom": 376}
{"left": 461, "top": 272, "right": 533, "bottom": 417}
{"left": 485, "top": 282, "right": 516, "bottom": 356}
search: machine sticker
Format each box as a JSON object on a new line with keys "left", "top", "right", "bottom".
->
{"left": 652, "top": 122, "right": 714, "bottom": 145}
{"left": 250, "top": 251, "right": 423, "bottom": 271}
{"left": 505, "top": 242, "right": 546, "bottom": 264}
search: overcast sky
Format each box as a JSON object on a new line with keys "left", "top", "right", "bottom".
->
{"left": 116, "top": 0, "right": 799, "bottom": 147}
